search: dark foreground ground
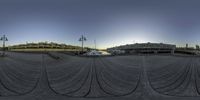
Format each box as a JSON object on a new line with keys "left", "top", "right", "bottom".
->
{"left": 0, "top": 52, "right": 200, "bottom": 100}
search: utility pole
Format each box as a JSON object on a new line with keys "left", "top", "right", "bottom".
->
{"left": 79, "top": 35, "right": 87, "bottom": 53}
{"left": 0, "top": 35, "right": 8, "bottom": 56}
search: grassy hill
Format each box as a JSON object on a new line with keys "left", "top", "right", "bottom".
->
{"left": 7, "top": 42, "right": 89, "bottom": 52}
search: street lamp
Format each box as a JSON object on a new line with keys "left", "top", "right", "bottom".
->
{"left": 79, "top": 35, "right": 87, "bottom": 53}
{"left": 0, "top": 35, "right": 8, "bottom": 56}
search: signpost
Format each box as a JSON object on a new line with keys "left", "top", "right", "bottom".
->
{"left": 0, "top": 35, "right": 8, "bottom": 56}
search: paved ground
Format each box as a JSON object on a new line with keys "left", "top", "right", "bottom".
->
{"left": 0, "top": 52, "right": 200, "bottom": 100}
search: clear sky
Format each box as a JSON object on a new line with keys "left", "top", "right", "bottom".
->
{"left": 0, "top": 0, "right": 200, "bottom": 49}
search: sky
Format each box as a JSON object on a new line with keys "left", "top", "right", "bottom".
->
{"left": 0, "top": 0, "right": 200, "bottom": 49}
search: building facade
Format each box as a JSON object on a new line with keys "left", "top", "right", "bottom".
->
{"left": 107, "top": 42, "right": 176, "bottom": 54}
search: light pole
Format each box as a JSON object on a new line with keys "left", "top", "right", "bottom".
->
{"left": 94, "top": 40, "right": 96, "bottom": 50}
{"left": 79, "top": 35, "right": 87, "bottom": 53}
{"left": 0, "top": 35, "right": 8, "bottom": 56}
